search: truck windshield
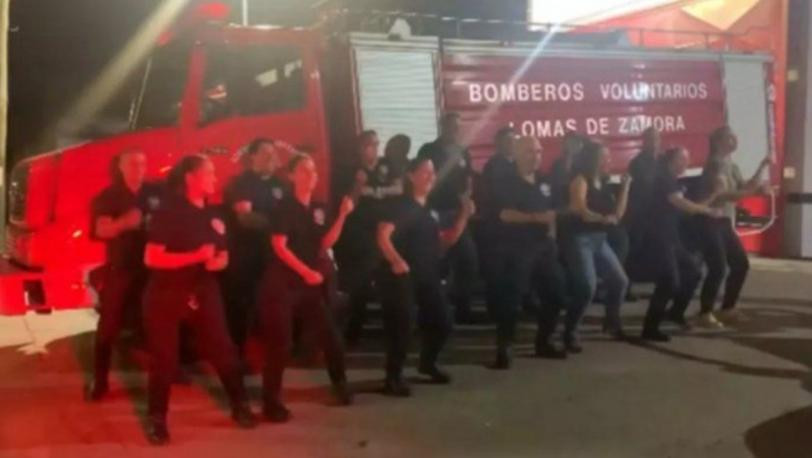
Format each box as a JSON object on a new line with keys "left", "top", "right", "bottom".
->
{"left": 133, "top": 41, "right": 190, "bottom": 130}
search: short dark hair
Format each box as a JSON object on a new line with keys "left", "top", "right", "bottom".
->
{"left": 385, "top": 134, "right": 411, "bottom": 159}
{"left": 494, "top": 126, "right": 515, "bottom": 144}
{"left": 167, "top": 154, "right": 208, "bottom": 194}
{"left": 406, "top": 156, "right": 432, "bottom": 174}
{"left": 110, "top": 148, "right": 144, "bottom": 184}
{"left": 245, "top": 137, "right": 275, "bottom": 156}
{"left": 287, "top": 152, "right": 313, "bottom": 173}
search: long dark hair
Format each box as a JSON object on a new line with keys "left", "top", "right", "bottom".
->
{"left": 167, "top": 154, "right": 208, "bottom": 195}
{"left": 701, "top": 126, "right": 730, "bottom": 189}
{"left": 385, "top": 134, "right": 411, "bottom": 160}
{"left": 572, "top": 141, "right": 603, "bottom": 181}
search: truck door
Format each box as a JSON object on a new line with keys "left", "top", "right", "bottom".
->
{"left": 181, "top": 34, "right": 331, "bottom": 201}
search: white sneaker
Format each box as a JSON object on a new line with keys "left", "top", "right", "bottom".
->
{"left": 694, "top": 312, "right": 725, "bottom": 329}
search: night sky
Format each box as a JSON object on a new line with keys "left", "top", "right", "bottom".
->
{"left": 7, "top": 0, "right": 527, "bottom": 167}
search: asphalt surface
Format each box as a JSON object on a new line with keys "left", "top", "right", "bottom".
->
{"left": 1, "top": 257, "right": 811, "bottom": 457}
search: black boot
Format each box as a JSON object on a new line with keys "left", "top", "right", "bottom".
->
{"left": 263, "top": 401, "right": 291, "bottom": 423}
{"left": 383, "top": 376, "right": 412, "bottom": 397}
{"left": 418, "top": 364, "right": 452, "bottom": 384}
{"left": 331, "top": 380, "right": 353, "bottom": 406}
{"left": 488, "top": 344, "right": 512, "bottom": 370}
{"left": 231, "top": 404, "right": 258, "bottom": 429}
{"left": 641, "top": 328, "right": 671, "bottom": 342}
{"left": 535, "top": 336, "right": 567, "bottom": 360}
{"left": 146, "top": 418, "right": 170, "bottom": 446}
{"left": 563, "top": 334, "right": 583, "bottom": 354}
{"left": 84, "top": 380, "right": 109, "bottom": 402}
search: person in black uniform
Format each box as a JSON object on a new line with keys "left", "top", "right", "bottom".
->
{"left": 490, "top": 136, "right": 569, "bottom": 368}
{"left": 142, "top": 154, "right": 256, "bottom": 445}
{"left": 563, "top": 142, "right": 631, "bottom": 351}
{"left": 260, "top": 153, "right": 355, "bottom": 423}
{"left": 417, "top": 113, "right": 480, "bottom": 324}
{"left": 626, "top": 127, "right": 662, "bottom": 238}
{"left": 222, "top": 138, "right": 286, "bottom": 355}
{"left": 86, "top": 148, "right": 163, "bottom": 401}
{"left": 478, "top": 127, "right": 518, "bottom": 321}
{"left": 382, "top": 133, "right": 412, "bottom": 184}
{"left": 636, "top": 147, "right": 720, "bottom": 341}
{"left": 376, "top": 157, "right": 475, "bottom": 396}
{"left": 337, "top": 130, "right": 401, "bottom": 346}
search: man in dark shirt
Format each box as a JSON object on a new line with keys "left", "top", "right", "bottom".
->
{"left": 417, "top": 112, "right": 480, "bottom": 323}
{"left": 335, "top": 130, "right": 401, "bottom": 345}
{"left": 478, "top": 126, "right": 517, "bottom": 322}
{"left": 626, "top": 127, "right": 662, "bottom": 241}
{"left": 222, "top": 138, "right": 287, "bottom": 354}
{"left": 86, "top": 148, "right": 163, "bottom": 401}
{"left": 490, "top": 136, "right": 569, "bottom": 369}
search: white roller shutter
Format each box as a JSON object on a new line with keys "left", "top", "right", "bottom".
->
{"left": 353, "top": 43, "right": 439, "bottom": 157}
{"left": 723, "top": 57, "right": 770, "bottom": 179}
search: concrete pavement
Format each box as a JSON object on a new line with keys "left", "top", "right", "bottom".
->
{"left": 0, "top": 257, "right": 811, "bottom": 457}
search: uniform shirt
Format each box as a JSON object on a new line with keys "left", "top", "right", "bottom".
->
{"left": 381, "top": 195, "right": 446, "bottom": 282}
{"left": 480, "top": 153, "right": 515, "bottom": 223}
{"left": 147, "top": 193, "right": 227, "bottom": 278}
{"left": 90, "top": 181, "right": 164, "bottom": 269}
{"left": 269, "top": 196, "right": 331, "bottom": 270}
{"left": 648, "top": 167, "right": 685, "bottom": 243}
{"left": 223, "top": 170, "right": 287, "bottom": 259}
{"left": 347, "top": 161, "right": 399, "bottom": 234}
{"left": 571, "top": 175, "right": 617, "bottom": 234}
{"left": 626, "top": 149, "right": 658, "bottom": 226}
{"left": 497, "top": 171, "right": 554, "bottom": 247}
{"left": 417, "top": 139, "right": 473, "bottom": 212}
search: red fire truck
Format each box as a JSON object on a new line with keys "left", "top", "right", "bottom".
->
{"left": 0, "top": 5, "right": 779, "bottom": 315}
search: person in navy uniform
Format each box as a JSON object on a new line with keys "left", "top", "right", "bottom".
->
{"left": 635, "top": 147, "right": 720, "bottom": 341}
{"left": 489, "top": 136, "right": 570, "bottom": 368}
{"left": 222, "top": 137, "right": 287, "bottom": 355}
{"left": 86, "top": 148, "right": 163, "bottom": 401}
{"left": 376, "top": 157, "right": 475, "bottom": 397}
{"left": 260, "top": 153, "right": 355, "bottom": 423}
{"left": 477, "top": 127, "right": 518, "bottom": 324}
{"left": 417, "top": 112, "right": 480, "bottom": 324}
{"left": 336, "top": 130, "right": 401, "bottom": 346}
{"left": 142, "top": 155, "right": 256, "bottom": 445}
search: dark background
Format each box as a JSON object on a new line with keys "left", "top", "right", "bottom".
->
{"left": 8, "top": 0, "right": 529, "bottom": 167}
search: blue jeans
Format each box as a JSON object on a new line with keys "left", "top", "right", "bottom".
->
{"left": 564, "top": 232, "right": 629, "bottom": 341}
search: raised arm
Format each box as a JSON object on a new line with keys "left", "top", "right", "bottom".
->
{"left": 321, "top": 196, "right": 355, "bottom": 251}
{"left": 440, "top": 197, "right": 475, "bottom": 249}
{"left": 95, "top": 209, "right": 142, "bottom": 240}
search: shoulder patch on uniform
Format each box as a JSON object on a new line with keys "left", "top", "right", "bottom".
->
{"left": 313, "top": 208, "right": 326, "bottom": 226}
{"left": 540, "top": 183, "right": 551, "bottom": 197}
{"left": 148, "top": 196, "right": 161, "bottom": 210}
{"left": 430, "top": 210, "right": 440, "bottom": 222}
{"left": 272, "top": 187, "right": 284, "bottom": 200}
{"left": 211, "top": 217, "right": 226, "bottom": 235}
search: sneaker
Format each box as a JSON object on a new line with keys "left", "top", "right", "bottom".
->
{"left": 418, "top": 364, "right": 452, "bottom": 384}
{"left": 716, "top": 308, "right": 746, "bottom": 324}
{"left": 383, "top": 377, "right": 412, "bottom": 397}
{"left": 231, "top": 405, "right": 258, "bottom": 429}
{"left": 263, "top": 402, "right": 291, "bottom": 423}
{"left": 563, "top": 336, "right": 583, "bottom": 354}
{"left": 331, "top": 381, "right": 354, "bottom": 406}
{"left": 694, "top": 312, "right": 725, "bottom": 329}
{"left": 146, "top": 418, "right": 170, "bottom": 446}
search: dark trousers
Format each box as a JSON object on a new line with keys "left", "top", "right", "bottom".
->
{"left": 643, "top": 241, "right": 703, "bottom": 332}
{"left": 142, "top": 274, "right": 247, "bottom": 421}
{"left": 338, "top": 251, "right": 381, "bottom": 343}
{"left": 443, "top": 228, "right": 479, "bottom": 316}
{"left": 697, "top": 218, "right": 750, "bottom": 313}
{"left": 221, "top": 255, "right": 263, "bottom": 353}
{"left": 258, "top": 266, "right": 346, "bottom": 406}
{"left": 93, "top": 266, "right": 146, "bottom": 387}
{"left": 493, "top": 241, "right": 569, "bottom": 347}
{"left": 377, "top": 271, "right": 452, "bottom": 380}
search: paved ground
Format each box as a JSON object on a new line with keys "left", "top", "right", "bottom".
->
{"left": 1, "top": 257, "right": 812, "bottom": 457}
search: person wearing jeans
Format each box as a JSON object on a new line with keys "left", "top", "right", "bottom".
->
{"left": 563, "top": 141, "right": 630, "bottom": 352}
{"left": 690, "top": 126, "right": 772, "bottom": 328}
